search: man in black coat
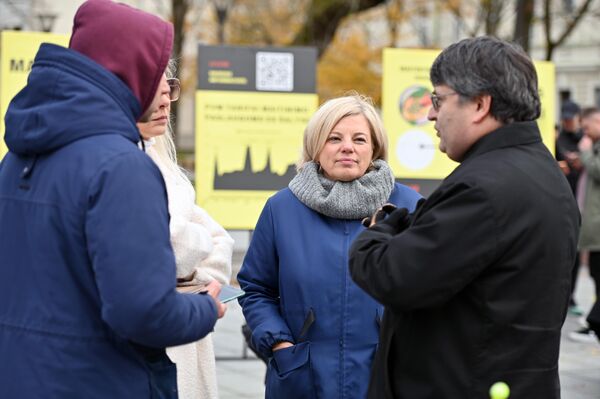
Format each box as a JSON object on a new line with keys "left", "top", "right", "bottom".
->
{"left": 349, "top": 36, "right": 580, "bottom": 398}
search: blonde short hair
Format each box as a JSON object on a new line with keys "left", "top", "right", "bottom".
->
{"left": 298, "top": 93, "right": 388, "bottom": 170}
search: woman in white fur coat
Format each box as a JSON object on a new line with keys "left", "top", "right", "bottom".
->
{"left": 138, "top": 73, "right": 234, "bottom": 399}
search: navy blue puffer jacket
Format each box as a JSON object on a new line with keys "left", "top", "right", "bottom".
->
{"left": 238, "top": 185, "right": 421, "bottom": 399}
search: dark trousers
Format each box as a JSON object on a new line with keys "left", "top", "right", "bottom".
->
{"left": 587, "top": 252, "right": 600, "bottom": 338}
{"left": 589, "top": 252, "right": 600, "bottom": 300}
{"left": 570, "top": 252, "right": 581, "bottom": 305}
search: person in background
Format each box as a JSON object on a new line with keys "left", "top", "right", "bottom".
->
{"left": 237, "top": 94, "right": 421, "bottom": 399}
{"left": 568, "top": 107, "right": 600, "bottom": 343}
{"left": 0, "top": 1, "right": 223, "bottom": 397}
{"left": 556, "top": 99, "right": 585, "bottom": 316}
{"left": 137, "top": 67, "right": 234, "bottom": 399}
{"left": 349, "top": 36, "right": 579, "bottom": 398}
{"left": 557, "top": 99, "right": 584, "bottom": 194}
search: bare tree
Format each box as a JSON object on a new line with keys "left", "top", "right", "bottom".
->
{"left": 385, "top": 0, "right": 404, "bottom": 46}
{"left": 443, "top": 0, "right": 509, "bottom": 37}
{"left": 409, "top": 1, "right": 435, "bottom": 46}
{"left": 227, "top": 0, "right": 309, "bottom": 46}
{"left": 543, "top": 0, "right": 595, "bottom": 60}
{"left": 482, "top": 0, "right": 506, "bottom": 35}
{"left": 167, "top": 0, "right": 233, "bottom": 138}
{"left": 292, "top": 0, "right": 387, "bottom": 58}
{"left": 442, "top": 0, "right": 596, "bottom": 60}
{"left": 170, "top": 0, "right": 193, "bottom": 136}
{"left": 514, "top": 0, "right": 535, "bottom": 53}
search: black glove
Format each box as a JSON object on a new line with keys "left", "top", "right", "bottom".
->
{"left": 362, "top": 204, "right": 411, "bottom": 235}
{"left": 413, "top": 198, "right": 426, "bottom": 213}
{"left": 362, "top": 203, "right": 393, "bottom": 228}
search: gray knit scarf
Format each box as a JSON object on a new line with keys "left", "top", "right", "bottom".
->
{"left": 288, "top": 159, "right": 395, "bottom": 219}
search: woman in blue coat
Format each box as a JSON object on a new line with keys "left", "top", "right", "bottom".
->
{"left": 237, "top": 94, "right": 421, "bottom": 398}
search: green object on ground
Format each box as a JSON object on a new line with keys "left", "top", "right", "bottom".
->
{"left": 489, "top": 381, "right": 510, "bottom": 399}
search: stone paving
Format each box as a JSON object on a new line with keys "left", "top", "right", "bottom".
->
{"left": 212, "top": 255, "right": 600, "bottom": 398}
{"left": 558, "top": 264, "right": 600, "bottom": 399}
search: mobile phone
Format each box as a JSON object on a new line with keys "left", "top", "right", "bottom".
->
{"left": 218, "top": 285, "right": 245, "bottom": 303}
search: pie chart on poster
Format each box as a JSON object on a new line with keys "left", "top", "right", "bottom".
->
{"left": 398, "top": 85, "right": 432, "bottom": 126}
{"left": 396, "top": 130, "right": 436, "bottom": 170}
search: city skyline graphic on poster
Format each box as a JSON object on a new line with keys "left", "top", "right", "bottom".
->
{"left": 213, "top": 147, "right": 296, "bottom": 191}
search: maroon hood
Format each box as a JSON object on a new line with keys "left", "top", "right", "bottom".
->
{"left": 69, "top": 0, "right": 173, "bottom": 119}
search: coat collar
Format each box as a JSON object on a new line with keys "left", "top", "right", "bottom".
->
{"left": 462, "top": 121, "right": 542, "bottom": 161}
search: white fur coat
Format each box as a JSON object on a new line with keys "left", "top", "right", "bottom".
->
{"left": 147, "top": 146, "right": 233, "bottom": 399}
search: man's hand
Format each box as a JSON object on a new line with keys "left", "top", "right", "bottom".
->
{"left": 362, "top": 203, "right": 398, "bottom": 228}
{"left": 558, "top": 160, "right": 570, "bottom": 175}
{"left": 565, "top": 151, "right": 582, "bottom": 170}
{"left": 362, "top": 204, "right": 411, "bottom": 235}
{"left": 579, "top": 135, "right": 593, "bottom": 152}
{"left": 204, "top": 279, "right": 227, "bottom": 319}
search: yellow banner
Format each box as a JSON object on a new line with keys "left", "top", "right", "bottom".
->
{"left": 535, "top": 60, "right": 557, "bottom": 152}
{"left": 383, "top": 48, "right": 556, "bottom": 181}
{"left": 195, "top": 90, "right": 318, "bottom": 229}
{"left": 0, "top": 31, "right": 69, "bottom": 159}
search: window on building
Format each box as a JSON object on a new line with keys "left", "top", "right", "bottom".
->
{"left": 594, "top": 87, "right": 600, "bottom": 107}
{"left": 563, "top": 0, "right": 574, "bottom": 14}
{"left": 560, "top": 90, "right": 572, "bottom": 103}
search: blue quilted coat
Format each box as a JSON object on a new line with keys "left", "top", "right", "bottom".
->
{"left": 238, "top": 185, "right": 421, "bottom": 398}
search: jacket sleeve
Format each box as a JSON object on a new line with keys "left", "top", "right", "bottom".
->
{"left": 349, "top": 183, "right": 498, "bottom": 312}
{"left": 581, "top": 148, "right": 600, "bottom": 182}
{"left": 237, "top": 200, "right": 294, "bottom": 358}
{"left": 85, "top": 152, "right": 218, "bottom": 348}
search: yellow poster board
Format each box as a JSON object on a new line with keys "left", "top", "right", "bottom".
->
{"left": 196, "top": 90, "right": 318, "bottom": 229}
{"left": 0, "top": 31, "right": 69, "bottom": 159}
{"left": 534, "top": 60, "right": 557, "bottom": 151}
{"left": 383, "top": 48, "right": 556, "bottom": 184}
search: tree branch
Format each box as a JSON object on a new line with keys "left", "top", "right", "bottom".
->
{"left": 554, "top": 0, "right": 593, "bottom": 49}
{"left": 292, "top": 0, "right": 386, "bottom": 58}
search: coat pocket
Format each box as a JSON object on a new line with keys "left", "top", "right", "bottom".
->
{"left": 266, "top": 341, "right": 315, "bottom": 399}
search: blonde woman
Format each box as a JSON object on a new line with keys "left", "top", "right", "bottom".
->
{"left": 237, "top": 94, "right": 422, "bottom": 399}
{"left": 138, "top": 71, "right": 233, "bottom": 399}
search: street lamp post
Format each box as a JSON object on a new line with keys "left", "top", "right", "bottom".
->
{"left": 36, "top": 12, "right": 57, "bottom": 32}
{"left": 212, "top": 0, "right": 233, "bottom": 44}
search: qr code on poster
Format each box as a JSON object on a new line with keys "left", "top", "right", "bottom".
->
{"left": 255, "top": 52, "right": 294, "bottom": 92}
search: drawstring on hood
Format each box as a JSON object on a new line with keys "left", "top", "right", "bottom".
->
{"left": 20, "top": 156, "right": 37, "bottom": 179}
{"left": 69, "top": 0, "right": 173, "bottom": 119}
{"left": 17, "top": 155, "right": 37, "bottom": 191}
